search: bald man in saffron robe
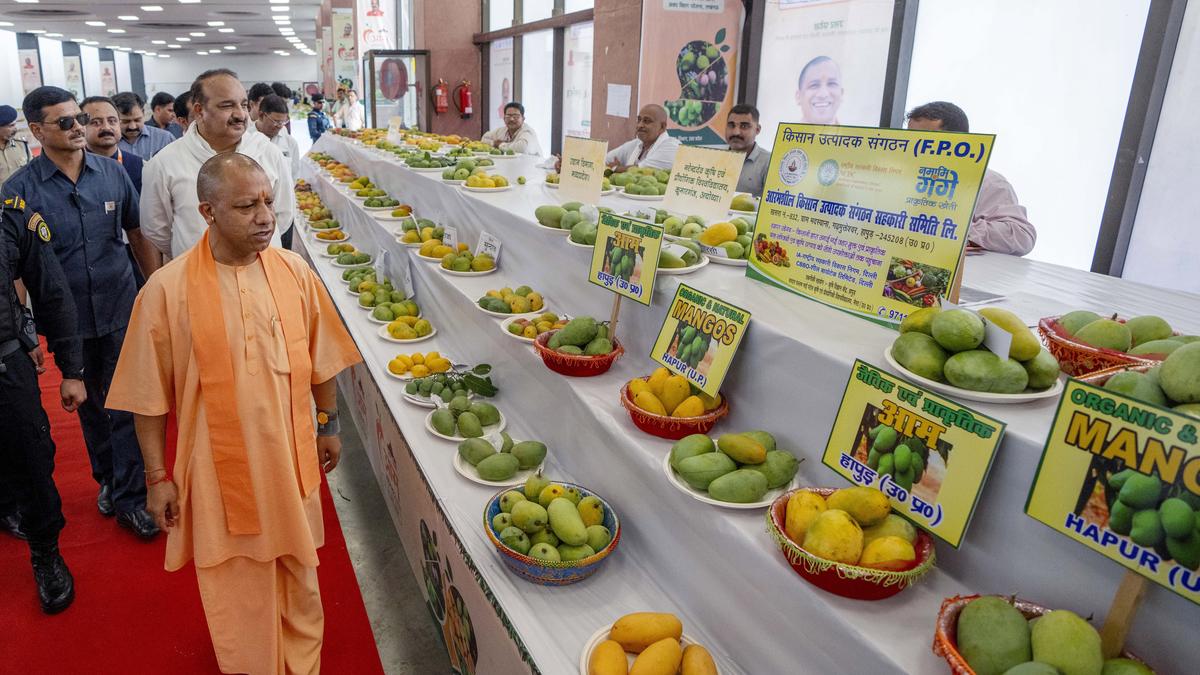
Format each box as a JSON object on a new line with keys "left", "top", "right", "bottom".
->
{"left": 107, "top": 152, "right": 360, "bottom": 674}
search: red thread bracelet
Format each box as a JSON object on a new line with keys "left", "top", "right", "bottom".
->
{"left": 146, "top": 474, "right": 173, "bottom": 487}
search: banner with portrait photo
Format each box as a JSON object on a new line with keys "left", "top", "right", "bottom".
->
{"left": 19, "top": 49, "right": 42, "bottom": 95}
{"left": 332, "top": 8, "right": 359, "bottom": 90}
{"left": 488, "top": 38, "right": 514, "bottom": 133}
{"left": 755, "top": 0, "right": 895, "bottom": 149}
{"left": 638, "top": 1, "right": 743, "bottom": 146}
{"left": 357, "top": 0, "right": 396, "bottom": 52}
{"left": 63, "top": 56, "right": 84, "bottom": 99}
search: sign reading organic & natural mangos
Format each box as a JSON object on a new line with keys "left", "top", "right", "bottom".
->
{"left": 747, "top": 124, "right": 993, "bottom": 326}
{"left": 662, "top": 145, "right": 744, "bottom": 226}
{"left": 822, "top": 360, "right": 1006, "bottom": 547}
{"left": 650, "top": 283, "right": 750, "bottom": 397}
{"left": 560, "top": 136, "right": 608, "bottom": 205}
{"left": 1025, "top": 380, "right": 1200, "bottom": 603}
{"left": 588, "top": 212, "right": 663, "bottom": 306}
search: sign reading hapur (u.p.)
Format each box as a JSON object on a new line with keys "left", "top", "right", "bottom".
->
{"left": 649, "top": 283, "right": 750, "bottom": 397}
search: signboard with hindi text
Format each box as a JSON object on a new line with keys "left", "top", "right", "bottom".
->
{"left": 650, "top": 284, "right": 751, "bottom": 397}
{"left": 588, "top": 213, "right": 663, "bottom": 306}
{"left": 747, "top": 124, "right": 993, "bottom": 326}
{"left": 1025, "top": 380, "right": 1200, "bottom": 604}
{"left": 560, "top": 136, "right": 608, "bottom": 205}
{"left": 822, "top": 360, "right": 1006, "bottom": 547}
{"left": 662, "top": 145, "right": 745, "bottom": 226}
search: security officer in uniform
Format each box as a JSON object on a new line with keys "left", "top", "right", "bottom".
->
{"left": 0, "top": 192, "right": 87, "bottom": 614}
{"left": 0, "top": 104, "right": 31, "bottom": 185}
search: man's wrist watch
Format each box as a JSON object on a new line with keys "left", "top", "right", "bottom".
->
{"left": 316, "top": 409, "right": 340, "bottom": 437}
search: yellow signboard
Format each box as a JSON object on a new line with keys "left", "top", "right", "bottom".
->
{"left": 650, "top": 284, "right": 751, "bottom": 397}
{"left": 662, "top": 145, "right": 745, "bottom": 226}
{"left": 560, "top": 136, "right": 608, "bottom": 205}
{"left": 588, "top": 212, "right": 663, "bottom": 306}
{"left": 822, "top": 360, "right": 1006, "bottom": 547}
{"left": 1026, "top": 380, "right": 1200, "bottom": 604}
{"left": 747, "top": 124, "right": 993, "bottom": 325}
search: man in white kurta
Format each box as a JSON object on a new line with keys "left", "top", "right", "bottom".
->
{"left": 480, "top": 102, "right": 543, "bottom": 156}
{"left": 140, "top": 69, "right": 295, "bottom": 262}
{"left": 605, "top": 104, "right": 681, "bottom": 171}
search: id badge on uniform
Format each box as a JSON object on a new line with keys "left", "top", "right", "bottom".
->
{"left": 105, "top": 201, "right": 116, "bottom": 214}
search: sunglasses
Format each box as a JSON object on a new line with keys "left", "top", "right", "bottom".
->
{"left": 43, "top": 112, "right": 90, "bottom": 131}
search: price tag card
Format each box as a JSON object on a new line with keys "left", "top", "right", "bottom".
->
{"left": 588, "top": 212, "right": 663, "bottom": 306}
{"left": 650, "top": 283, "right": 750, "bottom": 397}
{"left": 662, "top": 146, "right": 745, "bottom": 226}
{"left": 822, "top": 360, "right": 1006, "bottom": 547}
{"left": 442, "top": 225, "right": 459, "bottom": 252}
{"left": 474, "top": 231, "right": 502, "bottom": 265}
{"left": 1025, "top": 379, "right": 1200, "bottom": 603}
{"left": 560, "top": 136, "right": 608, "bottom": 205}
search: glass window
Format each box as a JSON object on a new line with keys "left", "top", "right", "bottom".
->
{"left": 488, "top": 38, "right": 515, "bottom": 133}
{"left": 906, "top": 0, "right": 1150, "bottom": 269}
{"left": 520, "top": 29, "right": 554, "bottom": 155}
{"left": 564, "top": 0, "right": 594, "bottom": 12}
{"left": 489, "top": 1, "right": 514, "bottom": 31}
{"left": 524, "top": 0, "right": 554, "bottom": 23}
{"left": 562, "top": 21, "right": 593, "bottom": 142}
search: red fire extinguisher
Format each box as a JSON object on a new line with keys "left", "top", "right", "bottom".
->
{"left": 432, "top": 79, "right": 449, "bottom": 114}
{"left": 453, "top": 79, "right": 473, "bottom": 119}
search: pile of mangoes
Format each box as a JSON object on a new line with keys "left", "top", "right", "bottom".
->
{"left": 1101, "top": 345, "right": 1200, "bottom": 419}
{"left": 417, "top": 239, "right": 464, "bottom": 260}
{"left": 465, "top": 172, "right": 510, "bottom": 189}
{"left": 1057, "top": 310, "right": 1197, "bottom": 356}
{"left": 398, "top": 217, "right": 443, "bottom": 245}
{"left": 458, "top": 433, "right": 546, "bottom": 481}
{"left": 385, "top": 315, "right": 434, "bottom": 341}
{"left": 783, "top": 486, "right": 918, "bottom": 568}
{"left": 626, "top": 368, "right": 719, "bottom": 419}
{"left": 308, "top": 219, "right": 341, "bottom": 231}
{"left": 893, "top": 307, "right": 1060, "bottom": 393}
{"left": 535, "top": 201, "right": 601, "bottom": 231}
{"left": 430, "top": 396, "right": 502, "bottom": 438}
{"left": 441, "top": 250, "right": 495, "bottom": 273}
{"left": 506, "top": 312, "right": 568, "bottom": 339}
{"left": 669, "top": 431, "right": 799, "bottom": 504}
{"left": 405, "top": 151, "right": 455, "bottom": 169}
{"left": 477, "top": 285, "right": 545, "bottom": 314}
{"left": 864, "top": 424, "right": 928, "bottom": 492}
{"left": 659, "top": 242, "right": 703, "bottom": 269}
{"left": 334, "top": 249, "right": 372, "bottom": 266}
{"left": 314, "top": 229, "right": 348, "bottom": 242}
{"left": 490, "top": 474, "right": 613, "bottom": 563}
{"left": 588, "top": 612, "right": 719, "bottom": 675}
{"left": 387, "top": 351, "right": 451, "bottom": 378}
{"left": 547, "top": 316, "right": 613, "bottom": 356}
{"left": 611, "top": 167, "right": 670, "bottom": 196}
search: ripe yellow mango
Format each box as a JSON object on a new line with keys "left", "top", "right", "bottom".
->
{"left": 628, "top": 378, "right": 651, "bottom": 397}
{"left": 660, "top": 375, "right": 691, "bottom": 415}
{"left": 785, "top": 490, "right": 827, "bottom": 543}
{"left": 671, "top": 396, "right": 705, "bottom": 418}
{"left": 680, "top": 644, "right": 718, "bottom": 675}
{"left": 696, "top": 390, "right": 721, "bottom": 411}
{"left": 629, "top": 638, "right": 682, "bottom": 675}
{"left": 859, "top": 535, "right": 916, "bottom": 568}
{"left": 716, "top": 433, "right": 767, "bottom": 465}
{"left": 588, "top": 640, "right": 628, "bottom": 675}
{"left": 647, "top": 368, "right": 672, "bottom": 397}
{"left": 698, "top": 221, "right": 737, "bottom": 246}
{"left": 826, "top": 486, "right": 891, "bottom": 527}
{"left": 633, "top": 391, "right": 667, "bottom": 416}
{"left": 978, "top": 307, "right": 1041, "bottom": 361}
{"left": 610, "top": 613, "right": 683, "bottom": 653}
{"left": 803, "top": 509, "right": 864, "bottom": 564}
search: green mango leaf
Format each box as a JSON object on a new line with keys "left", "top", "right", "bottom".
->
{"left": 472, "top": 364, "right": 492, "bottom": 375}
{"left": 721, "top": 45, "right": 730, "bottom": 53}
{"left": 715, "top": 28, "right": 726, "bottom": 44}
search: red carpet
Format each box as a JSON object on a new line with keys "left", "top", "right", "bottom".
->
{"left": 0, "top": 345, "right": 384, "bottom": 675}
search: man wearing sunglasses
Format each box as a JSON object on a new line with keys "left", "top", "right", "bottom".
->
{"left": 255, "top": 95, "right": 299, "bottom": 250}
{"left": 3, "top": 86, "right": 161, "bottom": 542}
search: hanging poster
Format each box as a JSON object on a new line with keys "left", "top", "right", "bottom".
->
{"left": 323, "top": 26, "right": 335, "bottom": 93}
{"left": 332, "top": 8, "right": 359, "bottom": 90}
{"left": 562, "top": 22, "right": 593, "bottom": 140}
{"left": 638, "top": 0, "right": 743, "bottom": 146}
{"left": 100, "top": 60, "right": 118, "bottom": 96}
{"left": 746, "top": 124, "right": 992, "bottom": 326}
{"left": 63, "top": 56, "right": 84, "bottom": 99}
{"left": 357, "top": 0, "right": 396, "bottom": 52}
{"left": 488, "top": 38, "right": 514, "bottom": 133}
{"left": 755, "top": 0, "right": 896, "bottom": 148}
{"left": 19, "top": 49, "right": 42, "bottom": 95}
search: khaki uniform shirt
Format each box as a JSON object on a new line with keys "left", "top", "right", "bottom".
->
{"left": 0, "top": 139, "right": 30, "bottom": 186}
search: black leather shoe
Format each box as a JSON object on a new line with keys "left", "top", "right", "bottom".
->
{"left": 117, "top": 509, "right": 160, "bottom": 540}
{"left": 96, "top": 484, "right": 115, "bottom": 517}
{"left": 1, "top": 513, "right": 27, "bottom": 540}
{"left": 31, "top": 544, "right": 75, "bottom": 614}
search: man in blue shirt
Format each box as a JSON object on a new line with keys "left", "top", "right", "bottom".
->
{"left": 307, "top": 94, "right": 333, "bottom": 142}
{"left": 5, "top": 86, "right": 161, "bottom": 539}
{"left": 145, "top": 91, "right": 183, "bottom": 139}
{"left": 111, "top": 92, "right": 174, "bottom": 160}
{"left": 81, "top": 96, "right": 143, "bottom": 193}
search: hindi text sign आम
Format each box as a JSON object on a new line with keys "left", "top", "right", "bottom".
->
{"left": 587, "top": 212, "right": 663, "bottom": 307}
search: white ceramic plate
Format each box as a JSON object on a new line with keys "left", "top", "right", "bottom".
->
{"left": 376, "top": 323, "right": 437, "bottom": 344}
{"left": 424, "top": 409, "right": 507, "bottom": 442}
{"left": 543, "top": 180, "right": 560, "bottom": 189}
{"left": 363, "top": 204, "right": 402, "bottom": 212}
{"left": 402, "top": 390, "right": 476, "bottom": 408}
{"left": 729, "top": 209, "right": 758, "bottom": 218}
{"left": 442, "top": 178, "right": 465, "bottom": 185}
{"left": 367, "top": 310, "right": 421, "bottom": 325}
{"left": 331, "top": 259, "right": 374, "bottom": 268}
{"left": 475, "top": 295, "right": 551, "bottom": 319}
{"left": 498, "top": 314, "right": 568, "bottom": 343}
{"left": 621, "top": 189, "right": 665, "bottom": 201}
{"left": 311, "top": 232, "right": 350, "bottom": 243}
{"left": 661, "top": 453, "right": 796, "bottom": 510}
{"left": 462, "top": 185, "right": 513, "bottom": 193}
{"left": 657, "top": 255, "right": 709, "bottom": 276}
{"left": 706, "top": 255, "right": 748, "bottom": 267}
{"left": 578, "top": 627, "right": 701, "bottom": 675}
{"left": 453, "top": 452, "right": 541, "bottom": 488}
{"left": 535, "top": 223, "right": 571, "bottom": 236}
{"left": 373, "top": 213, "right": 411, "bottom": 221}
{"left": 883, "top": 346, "right": 1065, "bottom": 404}
{"left": 565, "top": 238, "right": 593, "bottom": 249}
{"left": 383, "top": 357, "right": 454, "bottom": 382}
{"left": 408, "top": 165, "right": 449, "bottom": 173}
{"left": 489, "top": 153, "right": 518, "bottom": 159}
{"left": 439, "top": 266, "right": 499, "bottom": 277}
{"left": 414, "top": 252, "right": 444, "bottom": 263}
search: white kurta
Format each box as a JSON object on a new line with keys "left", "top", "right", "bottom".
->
{"left": 140, "top": 123, "right": 296, "bottom": 258}
{"left": 605, "top": 133, "right": 681, "bottom": 170}
{"left": 480, "top": 124, "right": 544, "bottom": 156}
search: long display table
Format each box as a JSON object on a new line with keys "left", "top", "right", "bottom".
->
{"left": 299, "top": 135, "right": 1195, "bottom": 674}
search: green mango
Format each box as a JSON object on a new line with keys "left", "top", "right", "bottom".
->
{"left": 1075, "top": 319, "right": 1133, "bottom": 352}
{"left": 877, "top": 453, "right": 895, "bottom": 477}
{"left": 1160, "top": 342, "right": 1200, "bottom": 403}
{"left": 510, "top": 441, "right": 547, "bottom": 470}
{"left": 529, "top": 543, "right": 560, "bottom": 562}
{"left": 405, "top": 381, "right": 418, "bottom": 395}
{"left": 534, "top": 205, "right": 566, "bottom": 228}
{"left": 872, "top": 426, "right": 898, "bottom": 452}
{"left": 1129, "top": 339, "right": 1184, "bottom": 357}
{"left": 547, "top": 497, "right": 587, "bottom": 545}
{"left": 1126, "top": 315, "right": 1173, "bottom": 347}
{"left": 1130, "top": 509, "right": 1163, "bottom": 547}
{"left": 1022, "top": 349, "right": 1061, "bottom": 390}
{"left": 1001, "top": 663, "right": 1059, "bottom": 675}
{"left": 548, "top": 331, "right": 565, "bottom": 349}
{"left": 557, "top": 345, "right": 584, "bottom": 355}
{"left": 1118, "top": 473, "right": 1162, "bottom": 509}
{"left": 449, "top": 395, "right": 472, "bottom": 416}
{"left": 1158, "top": 498, "right": 1194, "bottom": 538}
{"left": 586, "top": 525, "right": 612, "bottom": 551}
{"left": 492, "top": 513, "right": 513, "bottom": 530}
{"left": 468, "top": 402, "right": 500, "bottom": 427}
{"left": 742, "top": 430, "right": 776, "bottom": 453}
{"left": 867, "top": 448, "right": 880, "bottom": 469}
{"left": 511, "top": 500, "right": 548, "bottom": 533}
{"left": 431, "top": 409, "right": 456, "bottom": 436}
{"left": 557, "top": 543, "right": 596, "bottom": 561}
{"left": 707, "top": 469, "right": 769, "bottom": 503}
{"left": 744, "top": 450, "right": 799, "bottom": 489}
{"left": 669, "top": 434, "right": 716, "bottom": 470}
{"left": 659, "top": 250, "right": 686, "bottom": 269}
{"left": 944, "top": 350, "right": 1029, "bottom": 394}
{"left": 476, "top": 453, "right": 520, "bottom": 481}
{"left": 932, "top": 309, "right": 986, "bottom": 352}
{"left": 1108, "top": 469, "right": 1137, "bottom": 492}
{"left": 956, "top": 596, "right": 1032, "bottom": 675}
{"left": 892, "top": 332, "right": 949, "bottom": 382}
{"left": 676, "top": 452, "right": 737, "bottom": 490}
{"left": 558, "top": 316, "right": 599, "bottom": 347}
{"left": 457, "top": 438, "right": 495, "bottom": 466}
{"left": 456, "top": 411, "right": 484, "bottom": 438}
{"left": 562, "top": 201, "right": 583, "bottom": 212}
{"left": 1166, "top": 531, "right": 1200, "bottom": 570}
{"left": 583, "top": 337, "right": 613, "bottom": 355}
{"left": 530, "top": 529, "right": 558, "bottom": 547}
{"left": 894, "top": 445, "right": 913, "bottom": 473}
{"left": 1100, "top": 658, "right": 1155, "bottom": 675}
{"left": 1104, "top": 371, "right": 1167, "bottom": 407}
{"left": 499, "top": 526, "right": 530, "bottom": 555}
{"left": 500, "top": 431, "right": 514, "bottom": 452}
{"left": 1108, "top": 501, "right": 1135, "bottom": 535}
{"left": 1030, "top": 610, "right": 1102, "bottom": 675}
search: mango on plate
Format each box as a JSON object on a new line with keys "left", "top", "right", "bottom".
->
{"left": 707, "top": 469, "right": 768, "bottom": 503}
{"left": 745, "top": 450, "right": 799, "bottom": 489}
{"left": 716, "top": 433, "right": 767, "bottom": 465}
{"left": 629, "top": 638, "right": 683, "bottom": 675}
{"left": 680, "top": 644, "right": 718, "bottom": 675}
{"left": 979, "top": 307, "right": 1041, "bottom": 361}
{"left": 476, "top": 453, "right": 520, "bottom": 481}
{"left": 944, "top": 350, "right": 1029, "bottom": 394}
{"left": 676, "top": 453, "right": 736, "bottom": 491}
{"left": 610, "top": 612, "right": 683, "bottom": 653}
{"left": 669, "top": 434, "right": 715, "bottom": 471}
{"left": 892, "top": 332, "right": 949, "bottom": 382}
{"left": 587, "top": 640, "right": 627, "bottom": 675}
{"left": 511, "top": 441, "right": 547, "bottom": 469}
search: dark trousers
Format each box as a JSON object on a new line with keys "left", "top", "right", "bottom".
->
{"left": 78, "top": 328, "right": 146, "bottom": 513}
{"left": 0, "top": 348, "right": 65, "bottom": 547}
{"left": 281, "top": 223, "right": 295, "bottom": 251}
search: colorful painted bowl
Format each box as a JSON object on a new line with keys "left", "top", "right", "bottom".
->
{"left": 1038, "top": 316, "right": 1169, "bottom": 377}
{"left": 932, "top": 595, "right": 1150, "bottom": 674}
{"left": 532, "top": 330, "right": 624, "bottom": 377}
{"left": 618, "top": 378, "right": 729, "bottom": 440}
{"left": 483, "top": 483, "right": 621, "bottom": 586}
{"left": 766, "top": 487, "right": 935, "bottom": 601}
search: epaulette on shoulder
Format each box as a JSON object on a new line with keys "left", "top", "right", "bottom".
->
{"left": 2, "top": 195, "right": 25, "bottom": 212}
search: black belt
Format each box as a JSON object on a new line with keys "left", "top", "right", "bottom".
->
{"left": 0, "top": 339, "right": 21, "bottom": 359}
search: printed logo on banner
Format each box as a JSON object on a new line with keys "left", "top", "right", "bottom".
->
{"left": 778, "top": 148, "right": 809, "bottom": 185}
{"left": 818, "top": 159, "right": 840, "bottom": 186}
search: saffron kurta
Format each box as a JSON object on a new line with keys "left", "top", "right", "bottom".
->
{"left": 106, "top": 247, "right": 360, "bottom": 571}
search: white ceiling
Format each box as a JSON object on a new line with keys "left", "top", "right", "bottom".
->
{"left": 0, "top": 1, "right": 320, "bottom": 58}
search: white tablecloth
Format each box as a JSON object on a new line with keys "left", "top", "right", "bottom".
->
{"left": 300, "top": 136, "right": 1196, "bottom": 674}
